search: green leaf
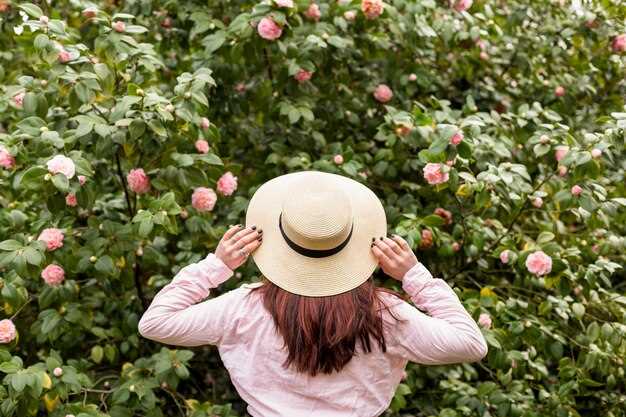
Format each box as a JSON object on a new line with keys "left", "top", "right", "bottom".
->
{"left": 0, "top": 240, "right": 22, "bottom": 251}
{"left": 91, "top": 346, "right": 104, "bottom": 364}
{"left": 421, "top": 215, "right": 445, "bottom": 227}
{"left": 51, "top": 173, "right": 69, "bottom": 192}
{"left": 572, "top": 303, "right": 585, "bottom": 319}
{"left": 95, "top": 256, "right": 115, "bottom": 276}
{"left": 18, "top": 3, "right": 43, "bottom": 18}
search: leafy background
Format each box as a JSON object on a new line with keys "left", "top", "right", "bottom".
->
{"left": 0, "top": 0, "right": 625, "bottom": 416}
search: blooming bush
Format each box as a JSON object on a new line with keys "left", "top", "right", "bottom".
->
{"left": 0, "top": 0, "right": 624, "bottom": 416}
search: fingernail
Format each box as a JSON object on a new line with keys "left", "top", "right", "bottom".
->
{"left": 237, "top": 224, "right": 243, "bottom": 228}
{"left": 258, "top": 229, "right": 263, "bottom": 234}
{"left": 251, "top": 225, "right": 257, "bottom": 230}
{"left": 379, "top": 236, "right": 383, "bottom": 240}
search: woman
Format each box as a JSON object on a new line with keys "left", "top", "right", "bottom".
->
{"left": 138, "top": 170, "right": 488, "bottom": 417}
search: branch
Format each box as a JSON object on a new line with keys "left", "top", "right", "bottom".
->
{"left": 263, "top": 47, "right": 274, "bottom": 82}
{"left": 115, "top": 148, "right": 134, "bottom": 218}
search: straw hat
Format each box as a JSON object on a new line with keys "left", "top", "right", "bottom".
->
{"left": 245, "top": 170, "right": 387, "bottom": 297}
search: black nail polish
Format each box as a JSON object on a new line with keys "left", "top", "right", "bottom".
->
{"left": 379, "top": 236, "right": 383, "bottom": 240}
{"left": 372, "top": 237, "right": 375, "bottom": 242}
{"left": 251, "top": 225, "right": 257, "bottom": 230}
{"left": 258, "top": 229, "right": 263, "bottom": 234}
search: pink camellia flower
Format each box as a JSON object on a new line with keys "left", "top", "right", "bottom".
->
{"left": 361, "top": 0, "right": 383, "bottom": 19}
{"left": 257, "top": 17, "right": 282, "bottom": 41}
{"left": 558, "top": 165, "right": 567, "bottom": 176}
{"left": 499, "top": 249, "right": 510, "bottom": 264}
{"left": 333, "top": 154, "right": 344, "bottom": 165}
{"left": 591, "top": 148, "right": 602, "bottom": 158}
{"left": 47, "top": 155, "right": 76, "bottom": 179}
{"left": 475, "top": 39, "right": 487, "bottom": 50}
{"left": 192, "top": 187, "right": 218, "bottom": 212}
{"left": 446, "top": 159, "right": 455, "bottom": 166}
{"left": 195, "top": 139, "right": 209, "bottom": 154}
{"left": 305, "top": 3, "right": 321, "bottom": 21}
{"left": 423, "top": 163, "right": 449, "bottom": 185}
{"left": 554, "top": 146, "right": 569, "bottom": 162}
{"left": 478, "top": 313, "right": 492, "bottom": 329}
{"left": 294, "top": 69, "right": 313, "bottom": 83}
{"left": 591, "top": 244, "right": 599, "bottom": 253}
{"left": 555, "top": 86, "right": 565, "bottom": 97}
{"left": 479, "top": 51, "right": 489, "bottom": 60}
{"left": 0, "top": 319, "right": 17, "bottom": 344}
{"left": 0, "top": 148, "right": 15, "bottom": 169}
{"left": 344, "top": 10, "right": 356, "bottom": 21}
{"left": 434, "top": 208, "right": 452, "bottom": 225}
{"left": 12, "top": 92, "right": 25, "bottom": 108}
{"left": 53, "top": 367, "right": 63, "bottom": 377}
{"left": 452, "top": 242, "right": 461, "bottom": 252}
{"left": 373, "top": 84, "right": 393, "bottom": 103}
{"left": 532, "top": 197, "right": 543, "bottom": 208}
{"left": 274, "top": 0, "right": 294, "bottom": 7}
{"left": 200, "top": 117, "right": 210, "bottom": 129}
{"left": 38, "top": 228, "right": 64, "bottom": 251}
{"left": 408, "top": 73, "right": 417, "bottom": 81}
{"left": 216, "top": 171, "right": 238, "bottom": 196}
{"left": 112, "top": 21, "right": 126, "bottom": 32}
{"left": 82, "top": 7, "right": 97, "bottom": 18}
{"left": 41, "top": 264, "right": 65, "bottom": 286}
{"left": 126, "top": 168, "right": 151, "bottom": 194}
{"left": 65, "top": 193, "right": 77, "bottom": 207}
{"left": 525, "top": 250, "right": 552, "bottom": 276}
{"left": 0, "top": 1, "right": 10, "bottom": 13}
{"left": 611, "top": 34, "right": 626, "bottom": 53}
{"left": 235, "top": 82, "right": 246, "bottom": 93}
{"left": 571, "top": 184, "right": 583, "bottom": 196}
{"left": 419, "top": 229, "right": 433, "bottom": 249}
{"left": 453, "top": 0, "right": 473, "bottom": 12}
{"left": 58, "top": 49, "right": 71, "bottom": 63}
{"left": 450, "top": 131, "right": 463, "bottom": 145}
{"left": 39, "top": 15, "right": 49, "bottom": 24}
{"left": 78, "top": 175, "right": 86, "bottom": 185}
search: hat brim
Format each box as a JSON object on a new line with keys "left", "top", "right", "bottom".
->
{"left": 245, "top": 170, "right": 387, "bottom": 297}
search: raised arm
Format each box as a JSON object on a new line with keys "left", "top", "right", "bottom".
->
{"left": 372, "top": 235, "right": 488, "bottom": 365}
{"left": 387, "top": 261, "right": 488, "bottom": 364}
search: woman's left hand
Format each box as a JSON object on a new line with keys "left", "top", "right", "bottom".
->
{"left": 215, "top": 224, "right": 263, "bottom": 271}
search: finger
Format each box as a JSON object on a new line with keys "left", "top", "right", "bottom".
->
{"left": 232, "top": 229, "right": 262, "bottom": 249}
{"left": 391, "top": 234, "right": 411, "bottom": 251}
{"left": 371, "top": 245, "right": 392, "bottom": 265}
{"left": 222, "top": 224, "right": 243, "bottom": 241}
{"left": 228, "top": 226, "right": 257, "bottom": 245}
{"left": 241, "top": 238, "right": 262, "bottom": 254}
{"left": 374, "top": 237, "right": 399, "bottom": 260}
{"left": 382, "top": 236, "right": 403, "bottom": 255}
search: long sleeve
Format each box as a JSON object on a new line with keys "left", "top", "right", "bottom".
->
{"left": 137, "top": 252, "right": 241, "bottom": 347}
{"left": 385, "top": 261, "right": 488, "bottom": 365}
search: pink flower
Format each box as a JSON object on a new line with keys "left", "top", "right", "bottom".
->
{"left": 558, "top": 165, "right": 567, "bottom": 176}
{"left": 333, "top": 154, "right": 344, "bottom": 165}
{"left": 478, "top": 313, "right": 492, "bottom": 329}
{"left": 446, "top": 159, "right": 455, "bottom": 166}
{"left": 127, "top": 168, "right": 151, "bottom": 194}
{"left": 235, "top": 82, "right": 246, "bottom": 93}
{"left": 0, "top": 319, "right": 17, "bottom": 344}
{"left": 82, "top": 7, "right": 97, "bottom": 18}
{"left": 479, "top": 51, "right": 489, "bottom": 60}
{"left": 532, "top": 197, "right": 543, "bottom": 208}
{"left": 195, "top": 139, "right": 210, "bottom": 154}
{"left": 12, "top": 92, "right": 25, "bottom": 108}
{"left": 344, "top": 10, "right": 356, "bottom": 21}
{"left": 192, "top": 187, "right": 217, "bottom": 212}
{"left": 591, "top": 244, "right": 599, "bottom": 253}
{"left": 112, "top": 21, "right": 126, "bottom": 32}
{"left": 47, "top": 155, "right": 76, "bottom": 179}
{"left": 41, "top": 264, "right": 65, "bottom": 286}
{"left": 216, "top": 171, "right": 238, "bottom": 196}
{"left": 555, "top": 86, "right": 565, "bottom": 97}
{"left": 361, "top": 0, "right": 383, "bottom": 19}
{"left": 408, "top": 73, "right": 417, "bottom": 81}
{"left": 78, "top": 175, "right": 87, "bottom": 185}
{"left": 525, "top": 250, "right": 552, "bottom": 276}
{"left": 591, "top": 148, "right": 602, "bottom": 158}
{"left": 612, "top": 34, "right": 626, "bottom": 53}
{"left": 65, "top": 193, "right": 77, "bottom": 207}
{"left": 419, "top": 229, "right": 433, "bottom": 249}
{"left": 450, "top": 131, "right": 463, "bottom": 145}
{"left": 475, "top": 39, "right": 487, "bottom": 50}
{"left": 53, "top": 367, "right": 63, "bottom": 377}
{"left": 571, "top": 184, "right": 583, "bottom": 196}
{"left": 257, "top": 17, "right": 282, "bottom": 41}
{"left": 200, "top": 117, "right": 210, "bottom": 129}
{"left": 305, "top": 3, "right": 321, "bottom": 21}
{"left": 39, "top": 15, "right": 49, "bottom": 24}
{"left": 554, "top": 146, "right": 569, "bottom": 162}
{"left": 499, "top": 250, "right": 510, "bottom": 264}
{"left": 58, "top": 49, "right": 71, "bottom": 63}
{"left": 38, "top": 228, "right": 64, "bottom": 251}
{"left": 373, "top": 84, "right": 393, "bottom": 103}
{"left": 294, "top": 69, "right": 313, "bottom": 83}
{"left": 0, "top": 148, "right": 15, "bottom": 169}
{"left": 274, "top": 0, "right": 294, "bottom": 7}
{"left": 453, "top": 0, "right": 473, "bottom": 12}
{"left": 452, "top": 242, "right": 461, "bottom": 252}
{"left": 434, "top": 208, "right": 452, "bottom": 225}
{"left": 423, "top": 163, "right": 449, "bottom": 185}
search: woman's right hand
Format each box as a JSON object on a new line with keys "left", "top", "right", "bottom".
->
{"left": 371, "top": 234, "right": 418, "bottom": 281}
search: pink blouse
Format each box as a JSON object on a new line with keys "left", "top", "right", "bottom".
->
{"left": 138, "top": 253, "right": 488, "bottom": 417}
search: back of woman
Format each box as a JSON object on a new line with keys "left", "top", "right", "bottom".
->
{"left": 138, "top": 170, "right": 488, "bottom": 417}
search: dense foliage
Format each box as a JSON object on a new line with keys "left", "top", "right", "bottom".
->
{"left": 0, "top": 0, "right": 625, "bottom": 416}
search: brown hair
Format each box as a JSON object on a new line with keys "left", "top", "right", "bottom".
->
{"left": 248, "top": 276, "right": 407, "bottom": 376}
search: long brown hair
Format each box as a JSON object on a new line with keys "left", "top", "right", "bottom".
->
{"left": 248, "top": 276, "right": 407, "bottom": 376}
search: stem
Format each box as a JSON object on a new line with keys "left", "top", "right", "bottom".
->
{"left": 115, "top": 148, "right": 134, "bottom": 218}
{"left": 263, "top": 47, "right": 274, "bottom": 82}
{"left": 9, "top": 297, "right": 33, "bottom": 321}
{"left": 134, "top": 260, "right": 147, "bottom": 311}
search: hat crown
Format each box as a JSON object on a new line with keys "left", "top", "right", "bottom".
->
{"left": 281, "top": 178, "right": 353, "bottom": 251}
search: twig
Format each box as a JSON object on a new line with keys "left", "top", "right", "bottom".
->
{"left": 115, "top": 148, "right": 134, "bottom": 218}
{"left": 9, "top": 297, "right": 33, "bottom": 321}
{"left": 263, "top": 47, "right": 274, "bottom": 82}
